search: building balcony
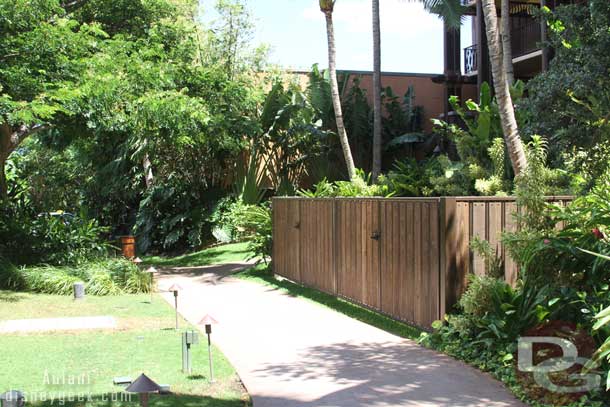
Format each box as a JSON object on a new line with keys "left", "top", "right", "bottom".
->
{"left": 463, "top": 19, "right": 542, "bottom": 75}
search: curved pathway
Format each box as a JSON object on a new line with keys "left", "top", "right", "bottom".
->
{"left": 158, "top": 263, "right": 527, "bottom": 407}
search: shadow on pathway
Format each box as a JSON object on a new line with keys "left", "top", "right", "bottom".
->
{"left": 156, "top": 262, "right": 527, "bottom": 407}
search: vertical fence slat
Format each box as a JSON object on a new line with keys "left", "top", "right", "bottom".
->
{"left": 472, "top": 202, "right": 487, "bottom": 276}
{"left": 272, "top": 196, "right": 571, "bottom": 330}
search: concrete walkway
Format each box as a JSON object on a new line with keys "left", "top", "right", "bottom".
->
{"left": 158, "top": 263, "right": 527, "bottom": 407}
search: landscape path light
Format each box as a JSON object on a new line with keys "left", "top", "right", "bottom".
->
{"left": 0, "top": 390, "right": 25, "bottom": 407}
{"left": 125, "top": 374, "right": 161, "bottom": 407}
{"left": 144, "top": 266, "right": 156, "bottom": 303}
{"left": 168, "top": 284, "right": 182, "bottom": 330}
{"left": 199, "top": 314, "right": 219, "bottom": 383}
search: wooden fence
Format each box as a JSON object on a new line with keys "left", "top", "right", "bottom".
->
{"left": 272, "top": 196, "right": 572, "bottom": 329}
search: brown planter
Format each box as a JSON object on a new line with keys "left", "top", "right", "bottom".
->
{"left": 120, "top": 235, "right": 136, "bottom": 259}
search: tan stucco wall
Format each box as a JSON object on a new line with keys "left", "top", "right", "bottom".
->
{"left": 284, "top": 70, "right": 477, "bottom": 133}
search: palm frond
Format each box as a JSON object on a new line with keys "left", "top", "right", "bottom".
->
{"left": 413, "top": 0, "right": 467, "bottom": 29}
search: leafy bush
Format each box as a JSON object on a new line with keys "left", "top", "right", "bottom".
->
{"left": 459, "top": 274, "right": 506, "bottom": 318}
{"left": 209, "top": 196, "right": 242, "bottom": 244}
{"left": 0, "top": 257, "right": 26, "bottom": 291}
{"left": 0, "top": 258, "right": 151, "bottom": 296}
{"left": 470, "top": 236, "right": 504, "bottom": 279}
{"left": 299, "top": 169, "right": 393, "bottom": 198}
{"left": 0, "top": 203, "right": 113, "bottom": 266}
{"left": 590, "top": 302, "right": 610, "bottom": 390}
{"left": 19, "top": 266, "right": 82, "bottom": 295}
{"left": 384, "top": 156, "right": 473, "bottom": 197}
{"left": 227, "top": 202, "right": 272, "bottom": 262}
{"left": 134, "top": 185, "right": 227, "bottom": 253}
{"left": 523, "top": 0, "right": 610, "bottom": 185}
{"left": 505, "top": 146, "right": 609, "bottom": 288}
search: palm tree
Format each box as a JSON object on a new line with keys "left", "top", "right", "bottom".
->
{"left": 481, "top": 0, "right": 527, "bottom": 175}
{"left": 417, "top": 0, "right": 526, "bottom": 175}
{"left": 501, "top": 0, "right": 514, "bottom": 85}
{"left": 319, "top": 0, "right": 357, "bottom": 181}
{"left": 371, "top": 0, "right": 382, "bottom": 181}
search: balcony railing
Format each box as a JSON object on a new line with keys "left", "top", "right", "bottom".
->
{"left": 464, "top": 44, "right": 477, "bottom": 74}
{"left": 511, "top": 19, "right": 542, "bottom": 58}
{"left": 463, "top": 19, "right": 542, "bottom": 74}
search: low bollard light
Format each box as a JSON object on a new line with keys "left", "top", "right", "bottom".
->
{"left": 198, "top": 314, "right": 219, "bottom": 383}
{"left": 0, "top": 390, "right": 25, "bottom": 407}
{"left": 73, "top": 282, "right": 85, "bottom": 300}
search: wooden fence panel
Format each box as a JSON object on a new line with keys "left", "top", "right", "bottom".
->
{"left": 379, "top": 200, "right": 441, "bottom": 327}
{"left": 379, "top": 201, "right": 404, "bottom": 319}
{"left": 272, "top": 199, "right": 300, "bottom": 282}
{"left": 273, "top": 196, "right": 571, "bottom": 329}
{"left": 336, "top": 200, "right": 380, "bottom": 308}
{"left": 472, "top": 202, "right": 487, "bottom": 276}
{"left": 299, "top": 200, "right": 335, "bottom": 294}
{"left": 336, "top": 200, "right": 363, "bottom": 303}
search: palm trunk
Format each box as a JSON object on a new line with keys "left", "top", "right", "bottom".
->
{"left": 481, "top": 0, "right": 527, "bottom": 176}
{"left": 371, "top": 0, "right": 382, "bottom": 181}
{"left": 143, "top": 153, "right": 154, "bottom": 189}
{"left": 0, "top": 156, "right": 7, "bottom": 201}
{"left": 324, "top": 11, "right": 357, "bottom": 181}
{"left": 501, "top": 0, "right": 514, "bottom": 85}
{"left": 0, "top": 124, "right": 12, "bottom": 201}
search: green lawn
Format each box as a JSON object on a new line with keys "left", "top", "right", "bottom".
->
{"left": 0, "top": 291, "right": 248, "bottom": 406}
{"left": 143, "top": 243, "right": 252, "bottom": 267}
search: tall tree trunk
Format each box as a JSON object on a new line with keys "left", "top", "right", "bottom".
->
{"left": 143, "top": 153, "right": 154, "bottom": 189}
{"left": 0, "top": 124, "right": 12, "bottom": 201}
{"left": 324, "top": 11, "right": 357, "bottom": 181}
{"left": 481, "top": 0, "right": 527, "bottom": 176}
{"left": 0, "top": 156, "right": 7, "bottom": 201}
{"left": 501, "top": 0, "right": 514, "bottom": 85}
{"left": 371, "top": 0, "right": 382, "bottom": 181}
{"left": 0, "top": 122, "right": 50, "bottom": 200}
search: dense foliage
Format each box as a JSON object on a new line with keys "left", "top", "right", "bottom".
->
{"left": 523, "top": 0, "right": 610, "bottom": 186}
{"left": 0, "top": 257, "right": 151, "bottom": 295}
{"left": 422, "top": 150, "right": 610, "bottom": 406}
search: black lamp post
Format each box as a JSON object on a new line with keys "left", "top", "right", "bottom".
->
{"left": 168, "top": 284, "right": 182, "bottom": 330}
{"left": 199, "top": 314, "right": 219, "bottom": 383}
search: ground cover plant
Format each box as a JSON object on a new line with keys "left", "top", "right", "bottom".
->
{"left": 420, "top": 146, "right": 610, "bottom": 407}
{"left": 0, "top": 258, "right": 151, "bottom": 295}
{"left": 0, "top": 291, "right": 248, "bottom": 407}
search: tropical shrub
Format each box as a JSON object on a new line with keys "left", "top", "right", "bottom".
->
{"left": 523, "top": 0, "right": 610, "bottom": 185}
{"left": 0, "top": 202, "right": 112, "bottom": 266}
{"left": 470, "top": 236, "right": 504, "bottom": 279}
{"left": 298, "top": 169, "right": 393, "bottom": 198}
{"left": 134, "top": 184, "right": 224, "bottom": 253}
{"left": 0, "top": 258, "right": 151, "bottom": 295}
{"left": 384, "top": 156, "right": 473, "bottom": 197}
{"left": 458, "top": 274, "right": 507, "bottom": 318}
{"left": 590, "top": 302, "right": 610, "bottom": 390}
{"left": 504, "top": 147, "right": 609, "bottom": 288}
{"left": 226, "top": 202, "right": 272, "bottom": 262}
